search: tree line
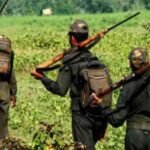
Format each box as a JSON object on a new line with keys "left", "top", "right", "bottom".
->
{"left": 0, "top": 0, "right": 150, "bottom": 15}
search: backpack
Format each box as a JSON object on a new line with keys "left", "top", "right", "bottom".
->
{"left": 0, "top": 36, "right": 13, "bottom": 80}
{"left": 79, "top": 59, "right": 112, "bottom": 109}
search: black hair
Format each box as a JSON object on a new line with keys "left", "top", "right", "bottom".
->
{"left": 69, "top": 32, "right": 88, "bottom": 42}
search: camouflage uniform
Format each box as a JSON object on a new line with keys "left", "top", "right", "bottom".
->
{"left": 106, "top": 48, "right": 150, "bottom": 150}
{"left": 41, "top": 50, "right": 108, "bottom": 150}
{"left": 0, "top": 70, "right": 17, "bottom": 139}
{"left": 0, "top": 35, "right": 17, "bottom": 140}
{"left": 34, "top": 20, "right": 110, "bottom": 150}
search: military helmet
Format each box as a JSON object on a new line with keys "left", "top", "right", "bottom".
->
{"left": 0, "top": 35, "right": 11, "bottom": 52}
{"left": 68, "top": 20, "right": 89, "bottom": 43}
{"left": 128, "top": 48, "right": 149, "bottom": 70}
{"left": 69, "top": 19, "right": 89, "bottom": 34}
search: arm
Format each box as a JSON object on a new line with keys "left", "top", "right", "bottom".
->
{"left": 41, "top": 66, "right": 71, "bottom": 96}
{"left": 107, "top": 87, "right": 129, "bottom": 127}
{"left": 91, "top": 86, "right": 129, "bottom": 127}
{"left": 107, "top": 73, "right": 150, "bottom": 127}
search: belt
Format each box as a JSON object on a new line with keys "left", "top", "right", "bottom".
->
{"left": 127, "top": 122, "right": 150, "bottom": 130}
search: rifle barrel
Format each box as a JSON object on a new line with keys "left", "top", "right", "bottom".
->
{"left": 108, "top": 12, "right": 140, "bottom": 32}
{"left": 0, "top": 0, "right": 9, "bottom": 14}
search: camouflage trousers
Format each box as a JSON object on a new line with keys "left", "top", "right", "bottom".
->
{"left": 0, "top": 99, "right": 9, "bottom": 139}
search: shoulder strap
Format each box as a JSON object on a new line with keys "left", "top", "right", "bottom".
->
{"left": 62, "top": 51, "right": 96, "bottom": 70}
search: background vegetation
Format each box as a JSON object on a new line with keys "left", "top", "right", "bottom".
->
{"left": 0, "top": 0, "right": 150, "bottom": 15}
{"left": 0, "top": 9, "right": 149, "bottom": 149}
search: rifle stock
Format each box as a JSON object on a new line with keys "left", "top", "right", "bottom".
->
{"left": 35, "top": 30, "right": 106, "bottom": 70}
{"left": 31, "top": 31, "right": 105, "bottom": 77}
{"left": 37, "top": 53, "right": 65, "bottom": 68}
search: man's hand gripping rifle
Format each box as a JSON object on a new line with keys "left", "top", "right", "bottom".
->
{"left": 88, "top": 64, "right": 150, "bottom": 108}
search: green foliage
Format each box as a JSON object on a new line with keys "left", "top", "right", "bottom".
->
{"left": 2, "top": 137, "right": 31, "bottom": 149}
{"left": 32, "top": 122, "right": 74, "bottom": 150}
{"left": 1, "top": 0, "right": 150, "bottom": 15}
{"left": 14, "top": 28, "right": 66, "bottom": 50}
{"left": 0, "top": 12, "right": 149, "bottom": 149}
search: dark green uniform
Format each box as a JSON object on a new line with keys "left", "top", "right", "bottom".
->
{"left": 41, "top": 49, "right": 108, "bottom": 150}
{"left": 0, "top": 69, "right": 17, "bottom": 139}
{"left": 106, "top": 70, "right": 150, "bottom": 150}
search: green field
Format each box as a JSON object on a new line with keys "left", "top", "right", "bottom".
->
{"left": 0, "top": 11, "right": 149, "bottom": 149}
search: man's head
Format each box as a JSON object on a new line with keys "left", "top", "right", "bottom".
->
{"left": 0, "top": 35, "right": 11, "bottom": 52}
{"left": 68, "top": 20, "right": 89, "bottom": 47}
{"left": 128, "top": 48, "right": 149, "bottom": 71}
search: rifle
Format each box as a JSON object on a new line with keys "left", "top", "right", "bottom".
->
{"left": 0, "top": 0, "right": 9, "bottom": 14}
{"left": 84, "top": 64, "right": 150, "bottom": 108}
{"left": 31, "top": 12, "right": 140, "bottom": 78}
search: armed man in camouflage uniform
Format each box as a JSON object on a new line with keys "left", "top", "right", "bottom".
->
{"left": 93, "top": 48, "right": 150, "bottom": 150}
{"left": 33, "top": 20, "right": 110, "bottom": 150}
{"left": 0, "top": 35, "right": 17, "bottom": 146}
